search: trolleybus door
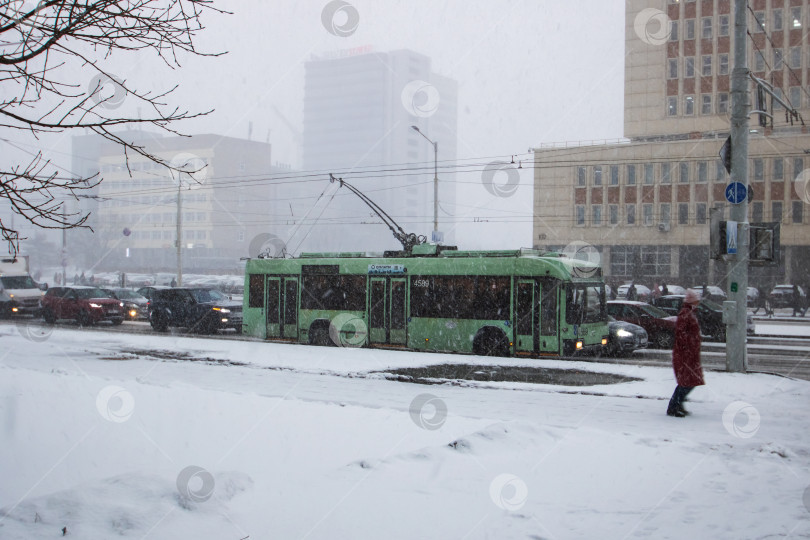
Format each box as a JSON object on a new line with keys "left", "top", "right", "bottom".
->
{"left": 389, "top": 278, "right": 407, "bottom": 345}
{"left": 368, "top": 277, "right": 387, "bottom": 344}
{"left": 265, "top": 276, "right": 281, "bottom": 338}
{"left": 515, "top": 279, "right": 536, "bottom": 353}
{"left": 537, "top": 279, "right": 560, "bottom": 354}
{"left": 368, "top": 276, "right": 408, "bottom": 345}
{"left": 281, "top": 277, "right": 299, "bottom": 340}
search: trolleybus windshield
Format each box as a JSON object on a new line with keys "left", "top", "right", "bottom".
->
{"left": 566, "top": 283, "right": 606, "bottom": 324}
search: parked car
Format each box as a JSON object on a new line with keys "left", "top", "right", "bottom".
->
{"left": 657, "top": 284, "right": 686, "bottom": 296}
{"left": 606, "top": 300, "right": 677, "bottom": 348}
{"left": 653, "top": 294, "right": 755, "bottom": 340}
{"left": 616, "top": 283, "right": 652, "bottom": 301}
{"left": 603, "top": 316, "right": 648, "bottom": 357}
{"left": 691, "top": 285, "right": 727, "bottom": 302}
{"left": 148, "top": 287, "right": 242, "bottom": 333}
{"left": 136, "top": 285, "right": 171, "bottom": 302}
{"left": 41, "top": 286, "right": 124, "bottom": 326}
{"left": 768, "top": 284, "right": 807, "bottom": 309}
{"left": 103, "top": 288, "right": 149, "bottom": 320}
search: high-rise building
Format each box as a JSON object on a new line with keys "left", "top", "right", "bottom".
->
{"left": 533, "top": 0, "right": 810, "bottom": 290}
{"left": 300, "top": 48, "right": 458, "bottom": 253}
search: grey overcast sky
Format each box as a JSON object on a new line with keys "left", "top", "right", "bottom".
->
{"left": 5, "top": 0, "right": 627, "bottom": 250}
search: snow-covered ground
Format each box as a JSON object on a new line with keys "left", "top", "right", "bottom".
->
{"left": 1, "top": 325, "right": 809, "bottom": 539}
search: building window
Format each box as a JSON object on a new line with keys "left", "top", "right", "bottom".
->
{"left": 610, "top": 165, "right": 619, "bottom": 185}
{"left": 696, "top": 203, "right": 707, "bottom": 225}
{"left": 577, "top": 166, "right": 586, "bottom": 186}
{"left": 795, "top": 158, "right": 804, "bottom": 177}
{"left": 702, "top": 17, "right": 712, "bottom": 39}
{"left": 643, "top": 204, "right": 654, "bottom": 226}
{"left": 702, "top": 55, "right": 712, "bottom": 76}
{"left": 718, "top": 93, "right": 729, "bottom": 114}
{"left": 792, "top": 7, "right": 802, "bottom": 29}
{"left": 679, "top": 162, "right": 689, "bottom": 183}
{"left": 660, "top": 203, "right": 671, "bottom": 225}
{"left": 684, "top": 95, "right": 695, "bottom": 115}
{"left": 609, "top": 205, "right": 618, "bottom": 225}
{"left": 773, "top": 9, "right": 783, "bottom": 31}
{"left": 792, "top": 201, "right": 803, "bottom": 223}
{"left": 627, "top": 204, "right": 636, "bottom": 225}
{"left": 575, "top": 205, "right": 585, "bottom": 226}
{"left": 593, "top": 166, "right": 602, "bottom": 186}
{"left": 685, "top": 57, "right": 695, "bottom": 77}
{"left": 772, "top": 201, "right": 783, "bottom": 222}
{"left": 667, "top": 96, "right": 678, "bottom": 116}
{"left": 774, "top": 88, "right": 783, "bottom": 110}
{"left": 753, "top": 158, "right": 764, "bottom": 181}
{"left": 718, "top": 54, "right": 729, "bottom": 75}
{"left": 669, "top": 20, "right": 679, "bottom": 41}
{"left": 238, "top": 229, "right": 245, "bottom": 242}
{"left": 668, "top": 58, "right": 678, "bottom": 79}
{"left": 592, "top": 205, "right": 602, "bottom": 226}
{"left": 774, "top": 48, "right": 784, "bottom": 70}
{"left": 698, "top": 161, "right": 707, "bottom": 183}
{"left": 752, "top": 201, "right": 763, "bottom": 222}
{"left": 790, "top": 87, "right": 801, "bottom": 109}
{"left": 701, "top": 94, "right": 712, "bottom": 114}
{"left": 774, "top": 158, "right": 784, "bottom": 181}
{"left": 753, "top": 11, "right": 765, "bottom": 33}
{"left": 685, "top": 19, "right": 695, "bottom": 40}
{"left": 790, "top": 47, "right": 801, "bottom": 69}
{"left": 662, "top": 162, "right": 671, "bottom": 184}
{"left": 718, "top": 14, "right": 729, "bottom": 36}
{"left": 678, "top": 203, "right": 689, "bottom": 225}
{"left": 627, "top": 164, "right": 636, "bottom": 185}
{"left": 644, "top": 163, "right": 654, "bottom": 185}
{"left": 754, "top": 50, "right": 766, "bottom": 72}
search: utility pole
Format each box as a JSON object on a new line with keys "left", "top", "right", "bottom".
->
{"left": 410, "top": 125, "right": 440, "bottom": 242}
{"left": 175, "top": 179, "right": 183, "bottom": 286}
{"left": 727, "top": 0, "right": 749, "bottom": 372}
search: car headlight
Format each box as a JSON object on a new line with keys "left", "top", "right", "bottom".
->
{"left": 89, "top": 303, "right": 102, "bottom": 308}
{"left": 616, "top": 329, "right": 633, "bottom": 338}
{"left": 213, "top": 307, "right": 231, "bottom": 313}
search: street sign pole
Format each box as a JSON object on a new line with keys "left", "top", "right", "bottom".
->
{"left": 727, "top": 0, "right": 749, "bottom": 373}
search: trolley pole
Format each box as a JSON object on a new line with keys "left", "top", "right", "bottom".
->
{"left": 727, "top": 0, "right": 749, "bottom": 372}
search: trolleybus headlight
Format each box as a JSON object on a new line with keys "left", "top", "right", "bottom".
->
{"left": 575, "top": 341, "right": 583, "bottom": 350}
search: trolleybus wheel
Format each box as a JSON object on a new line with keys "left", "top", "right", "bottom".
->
{"left": 309, "top": 320, "right": 334, "bottom": 346}
{"left": 473, "top": 327, "right": 510, "bottom": 357}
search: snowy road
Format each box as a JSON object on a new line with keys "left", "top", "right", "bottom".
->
{"left": 1, "top": 325, "right": 809, "bottom": 539}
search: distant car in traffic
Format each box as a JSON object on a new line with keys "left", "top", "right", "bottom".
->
{"left": 691, "top": 285, "right": 727, "bottom": 302}
{"left": 602, "top": 316, "right": 648, "bottom": 357}
{"left": 148, "top": 287, "right": 242, "bottom": 333}
{"left": 102, "top": 288, "right": 149, "bottom": 320}
{"left": 606, "top": 300, "right": 676, "bottom": 348}
{"left": 135, "top": 285, "right": 171, "bottom": 302}
{"left": 652, "top": 294, "right": 754, "bottom": 340}
{"left": 768, "top": 284, "right": 806, "bottom": 309}
{"left": 41, "top": 286, "right": 124, "bottom": 326}
{"left": 616, "top": 283, "right": 652, "bottom": 301}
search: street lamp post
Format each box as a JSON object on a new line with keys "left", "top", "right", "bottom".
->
{"left": 410, "top": 125, "right": 439, "bottom": 241}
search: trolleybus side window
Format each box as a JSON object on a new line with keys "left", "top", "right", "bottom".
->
{"left": 410, "top": 275, "right": 509, "bottom": 320}
{"left": 248, "top": 274, "right": 264, "bottom": 308}
{"left": 301, "top": 274, "right": 366, "bottom": 311}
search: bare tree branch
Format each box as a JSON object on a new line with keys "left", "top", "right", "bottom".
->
{"left": 0, "top": 0, "right": 228, "bottom": 256}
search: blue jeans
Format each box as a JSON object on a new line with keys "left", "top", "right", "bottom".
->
{"left": 667, "top": 386, "right": 694, "bottom": 414}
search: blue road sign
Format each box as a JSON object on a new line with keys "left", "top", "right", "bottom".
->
{"left": 725, "top": 182, "right": 749, "bottom": 204}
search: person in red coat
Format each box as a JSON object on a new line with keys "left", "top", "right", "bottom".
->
{"left": 667, "top": 288, "right": 705, "bottom": 417}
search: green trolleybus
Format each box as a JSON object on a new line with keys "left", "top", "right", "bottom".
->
{"left": 242, "top": 244, "right": 608, "bottom": 357}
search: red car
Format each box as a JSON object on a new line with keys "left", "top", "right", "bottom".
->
{"left": 41, "top": 286, "right": 124, "bottom": 326}
{"left": 606, "top": 300, "right": 677, "bottom": 348}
